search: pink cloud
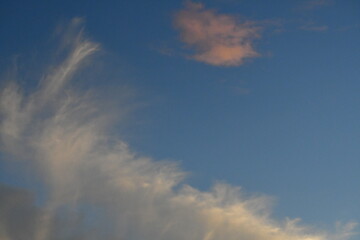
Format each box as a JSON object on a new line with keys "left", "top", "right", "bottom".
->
{"left": 174, "top": 1, "right": 260, "bottom": 66}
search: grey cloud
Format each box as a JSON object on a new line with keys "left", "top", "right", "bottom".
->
{"left": 0, "top": 183, "right": 37, "bottom": 240}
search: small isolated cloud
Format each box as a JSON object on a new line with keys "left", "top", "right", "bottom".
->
{"left": 174, "top": 1, "right": 260, "bottom": 66}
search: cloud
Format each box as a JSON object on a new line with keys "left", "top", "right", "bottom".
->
{"left": 0, "top": 18, "right": 357, "bottom": 240}
{"left": 173, "top": 1, "right": 260, "bottom": 66}
{"left": 0, "top": 184, "right": 38, "bottom": 240}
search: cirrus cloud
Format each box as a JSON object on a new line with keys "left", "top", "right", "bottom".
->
{"left": 0, "top": 18, "right": 357, "bottom": 240}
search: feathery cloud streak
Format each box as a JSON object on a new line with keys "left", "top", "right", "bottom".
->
{"left": 174, "top": 1, "right": 260, "bottom": 66}
{"left": 0, "top": 18, "right": 357, "bottom": 240}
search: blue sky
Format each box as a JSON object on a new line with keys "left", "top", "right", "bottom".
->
{"left": 0, "top": 0, "right": 359, "bottom": 239}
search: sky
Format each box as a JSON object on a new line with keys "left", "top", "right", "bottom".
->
{"left": 0, "top": 0, "right": 359, "bottom": 239}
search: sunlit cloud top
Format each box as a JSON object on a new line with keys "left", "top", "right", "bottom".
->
{"left": 174, "top": 1, "right": 260, "bottom": 66}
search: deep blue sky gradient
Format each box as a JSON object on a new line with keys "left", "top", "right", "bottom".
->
{"left": 1, "top": 0, "right": 359, "bottom": 231}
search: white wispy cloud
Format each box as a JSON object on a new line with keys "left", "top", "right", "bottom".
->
{"left": 173, "top": 1, "right": 260, "bottom": 66}
{"left": 0, "top": 18, "right": 357, "bottom": 240}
